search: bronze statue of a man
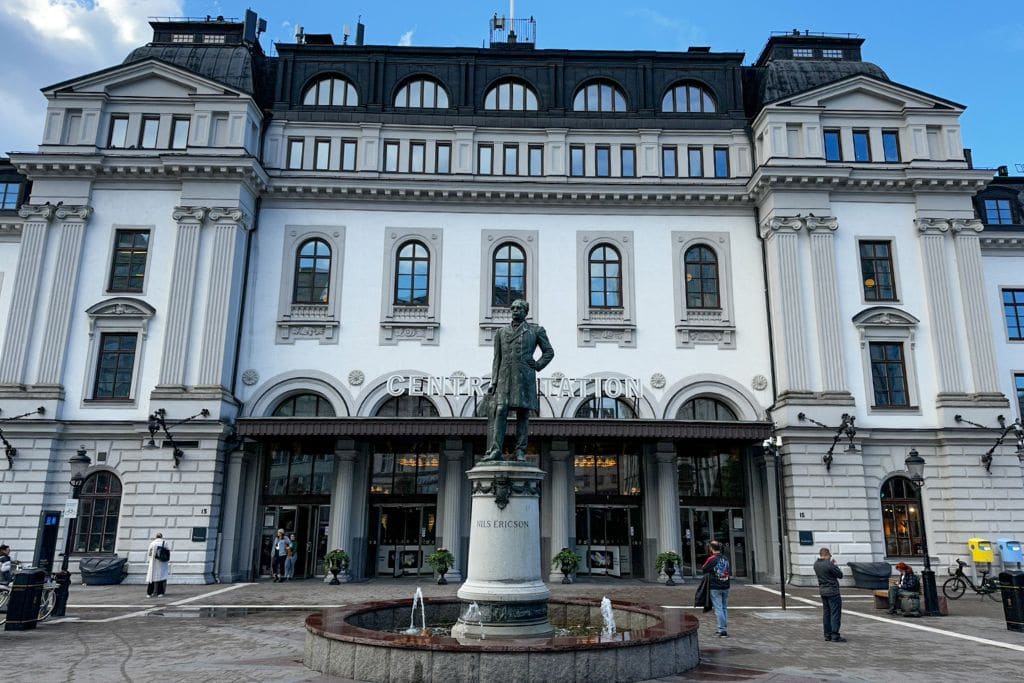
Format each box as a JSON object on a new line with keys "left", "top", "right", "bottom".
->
{"left": 482, "top": 299, "right": 554, "bottom": 461}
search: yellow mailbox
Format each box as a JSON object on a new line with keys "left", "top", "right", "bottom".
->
{"left": 968, "top": 538, "right": 994, "bottom": 563}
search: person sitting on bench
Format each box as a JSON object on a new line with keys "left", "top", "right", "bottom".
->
{"left": 888, "top": 562, "right": 921, "bottom": 614}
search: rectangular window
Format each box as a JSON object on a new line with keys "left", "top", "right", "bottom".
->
{"left": 107, "top": 116, "right": 128, "bottom": 148}
{"left": 139, "top": 116, "right": 159, "bottom": 149}
{"left": 93, "top": 333, "right": 138, "bottom": 400}
{"left": 620, "top": 146, "right": 636, "bottom": 177}
{"left": 383, "top": 140, "right": 399, "bottom": 172}
{"left": 662, "top": 146, "right": 677, "bottom": 177}
{"left": 869, "top": 342, "right": 910, "bottom": 407}
{"left": 410, "top": 141, "right": 426, "bottom": 173}
{"left": 287, "top": 138, "right": 304, "bottom": 169}
{"left": 0, "top": 183, "right": 20, "bottom": 210}
{"left": 1016, "top": 374, "right": 1024, "bottom": 418}
{"left": 478, "top": 144, "right": 493, "bottom": 175}
{"left": 1004, "top": 289, "right": 1024, "bottom": 340}
{"left": 341, "top": 139, "right": 357, "bottom": 171}
{"left": 170, "top": 117, "right": 189, "bottom": 150}
{"left": 594, "top": 145, "right": 611, "bottom": 177}
{"left": 822, "top": 49, "right": 843, "bottom": 59}
{"left": 713, "top": 147, "right": 729, "bottom": 178}
{"left": 528, "top": 144, "right": 543, "bottom": 176}
{"left": 824, "top": 129, "right": 842, "bottom": 161}
{"left": 570, "top": 145, "right": 585, "bottom": 177}
{"left": 503, "top": 144, "right": 519, "bottom": 175}
{"left": 313, "top": 138, "right": 331, "bottom": 170}
{"left": 793, "top": 48, "right": 813, "bottom": 58}
{"left": 202, "top": 34, "right": 226, "bottom": 44}
{"left": 986, "top": 199, "right": 1014, "bottom": 225}
{"left": 688, "top": 147, "right": 704, "bottom": 178}
{"left": 108, "top": 230, "right": 150, "bottom": 293}
{"left": 859, "top": 240, "right": 897, "bottom": 301}
{"left": 882, "top": 130, "right": 900, "bottom": 162}
{"left": 435, "top": 142, "right": 451, "bottom": 174}
{"left": 853, "top": 130, "right": 871, "bottom": 162}
{"left": 171, "top": 33, "right": 193, "bottom": 43}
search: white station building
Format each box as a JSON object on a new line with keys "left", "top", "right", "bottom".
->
{"left": 0, "top": 13, "right": 1020, "bottom": 586}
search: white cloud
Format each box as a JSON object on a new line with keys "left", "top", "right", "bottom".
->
{"left": 625, "top": 8, "right": 705, "bottom": 48}
{"left": 0, "top": 0, "right": 185, "bottom": 155}
{"left": 398, "top": 28, "right": 415, "bottom": 47}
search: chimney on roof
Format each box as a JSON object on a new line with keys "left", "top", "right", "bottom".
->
{"left": 997, "top": 165, "right": 1009, "bottom": 177}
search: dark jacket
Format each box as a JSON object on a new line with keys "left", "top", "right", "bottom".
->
{"left": 491, "top": 322, "right": 554, "bottom": 411}
{"left": 702, "top": 553, "right": 731, "bottom": 590}
{"left": 898, "top": 572, "right": 920, "bottom": 593}
{"left": 813, "top": 558, "right": 843, "bottom": 597}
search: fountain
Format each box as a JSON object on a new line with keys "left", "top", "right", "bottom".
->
{"left": 462, "top": 601, "right": 485, "bottom": 640}
{"left": 403, "top": 587, "right": 426, "bottom": 636}
{"left": 600, "top": 596, "right": 616, "bottom": 639}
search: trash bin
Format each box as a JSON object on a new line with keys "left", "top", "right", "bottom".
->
{"left": 4, "top": 568, "right": 46, "bottom": 631}
{"left": 846, "top": 561, "right": 892, "bottom": 589}
{"left": 79, "top": 557, "right": 128, "bottom": 586}
{"left": 998, "top": 570, "right": 1024, "bottom": 633}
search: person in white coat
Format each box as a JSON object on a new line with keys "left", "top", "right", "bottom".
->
{"left": 146, "top": 532, "right": 170, "bottom": 597}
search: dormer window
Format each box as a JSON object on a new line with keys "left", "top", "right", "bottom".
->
{"left": 793, "top": 48, "right": 813, "bottom": 58}
{"left": 172, "top": 33, "right": 193, "bottom": 43}
{"left": 0, "top": 182, "right": 20, "bottom": 210}
{"left": 302, "top": 76, "right": 359, "bottom": 106}
{"left": 484, "top": 79, "right": 539, "bottom": 111}
{"left": 822, "top": 49, "right": 843, "bottom": 59}
{"left": 394, "top": 77, "right": 450, "bottom": 109}
{"left": 661, "top": 81, "right": 717, "bottom": 113}
{"left": 203, "top": 34, "right": 226, "bottom": 44}
{"left": 573, "top": 80, "right": 627, "bottom": 112}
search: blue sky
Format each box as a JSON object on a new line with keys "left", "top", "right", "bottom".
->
{"left": 1, "top": 1, "right": 1021, "bottom": 170}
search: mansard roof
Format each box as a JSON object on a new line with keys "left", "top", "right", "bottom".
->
{"left": 122, "top": 44, "right": 273, "bottom": 105}
{"left": 756, "top": 58, "right": 889, "bottom": 107}
{"left": 763, "top": 72, "right": 965, "bottom": 112}
{"left": 42, "top": 57, "right": 255, "bottom": 100}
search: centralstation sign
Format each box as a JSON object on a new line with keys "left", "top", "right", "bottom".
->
{"left": 384, "top": 374, "right": 643, "bottom": 400}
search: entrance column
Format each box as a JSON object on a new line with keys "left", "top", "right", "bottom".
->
{"left": 547, "top": 441, "right": 572, "bottom": 583}
{"left": 440, "top": 438, "right": 464, "bottom": 582}
{"left": 655, "top": 442, "right": 681, "bottom": 581}
{"left": 329, "top": 440, "right": 358, "bottom": 563}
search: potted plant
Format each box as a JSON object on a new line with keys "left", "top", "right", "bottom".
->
{"left": 655, "top": 551, "right": 683, "bottom": 586}
{"left": 426, "top": 548, "right": 455, "bottom": 584}
{"left": 551, "top": 548, "right": 581, "bottom": 584}
{"left": 325, "top": 549, "right": 349, "bottom": 585}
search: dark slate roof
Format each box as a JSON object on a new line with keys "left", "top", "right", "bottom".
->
{"left": 123, "top": 44, "right": 259, "bottom": 95}
{"left": 758, "top": 59, "right": 889, "bottom": 106}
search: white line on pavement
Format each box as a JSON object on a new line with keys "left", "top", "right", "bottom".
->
{"left": 661, "top": 605, "right": 814, "bottom": 610}
{"left": 66, "top": 603, "right": 347, "bottom": 609}
{"left": 81, "top": 583, "right": 248, "bottom": 623}
{"left": 749, "top": 584, "right": 1024, "bottom": 653}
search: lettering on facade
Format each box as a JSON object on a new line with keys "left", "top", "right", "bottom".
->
{"left": 476, "top": 520, "right": 529, "bottom": 529}
{"left": 385, "top": 374, "right": 642, "bottom": 399}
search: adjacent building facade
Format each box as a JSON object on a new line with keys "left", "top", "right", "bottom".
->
{"left": 0, "top": 14, "right": 1019, "bottom": 586}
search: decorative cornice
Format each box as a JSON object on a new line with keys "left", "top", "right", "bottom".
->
{"left": 17, "top": 203, "right": 55, "bottom": 222}
{"left": 172, "top": 206, "right": 207, "bottom": 224}
{"left": 980, "top": 235, "right": 1024, "bottom": 252}
{"left": 0, "top": 217, "right": 23, "bottom": 236}
{"left": 748, "top": 168, "right": 992, "bottom": 201}
{"left": 54, "top": 204, "right": 92, "bottom": 222}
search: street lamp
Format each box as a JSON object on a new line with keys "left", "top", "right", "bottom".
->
{"left": 762, "top": 434, "right": 787, "bottom": 609}
{"left": 146, "top": 407, "right": 210, "bottom": 468}
{"left": 904, "top": 448, "right": 942, "bottom": 617}
{"left": 53, "top": 446, "right": 92, "bottom": 617}
{"left": 797, "top": 412, "right": 857, "bottom": 472}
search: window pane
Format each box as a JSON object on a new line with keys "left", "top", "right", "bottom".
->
{"left": 662, "top": 147, "right": 677, "bottom": 177}
{"left": 109, "top": 117, "right": 128, "bottom": 148}
{"left": 171, "top": 118, "right": 189, "bottom": 149}
{"left": 824, "top": 131, "right": 841, "bottom": 161}
{"left": 595, "top": 147, "right": 610, "bottom": 177}
{"left": 853, "top": 131, "right": 871, "bottom": 161}
{"left": 436, "top": 144, "right": 451, "bottom": 173}
{"left": 140, "top": 118, "right": 159, "bottom": 149}
{"left": 882, "top": 131, "right": 900, "bottom": 162}
{"left": 504, "top": 146, "right": 518, "bottom": 175}
{"left": 688, "top": 148, "right": 703, "bottom": 177}
{"left": 478, "top": 146, "right": 493, "bottom": 174}
{"left": 621, "top": 147, "right": 635, "bottom": 177}
{"left": 410, "top": 142, "right": 425, "bottom": 172}
{"left": 385, "top": 143, "right": 399, "bottom": 172}
{"left": 499, "top": 83, "right": 511, "bottom": 109}
{"left": 570, "top": 147, "right": 584, "bottom": 176}
{"left": 714, "top": 148, "right": 729, "bottom": 178}
{"left": 342, "top": 140, "right": 357, "bottom": 170}
{"left": 288, "top": 139, "right": 304, "bottom": 169}
{"left": 528, "top": 146, "right": 543, "bottom": 176}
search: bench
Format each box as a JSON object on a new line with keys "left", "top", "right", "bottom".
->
{"left": 874, "top": 577, "right": 921, "bottom": 616}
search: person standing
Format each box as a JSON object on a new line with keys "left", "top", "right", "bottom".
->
{"left": 284, "top": 533, "right": 298, "bottom": 581}
{"left": 0, "top": 544, "right": 13, "bottom": 584}
{"left": 146, "top": 533, "right": 170, "bottom": 598}
{"left": 271, "top": 529, "right": 290, "bottom": 582}
{"left": 813, "top": 547, "right": 845, "bottom": 642}
{"left": 702, "top": 540, "right": 731, "bottom": 637}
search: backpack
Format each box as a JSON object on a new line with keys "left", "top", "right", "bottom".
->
{"left": 155, "top": 542, "right": 170, "bottom": 562}
{"left": 714, "top": 556, "right": 731, "bottom": 582}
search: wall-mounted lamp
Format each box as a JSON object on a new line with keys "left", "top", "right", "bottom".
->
{"left": 146, "top": 408, "right": 210, "bottom": 468}
{"left": 0, "top": 406, "right": 46, "bottom": 468}
{"left": 797, "top": 412, "right": 856, "bottom": 472}
{"left": 954, "top": 414, "right": 1024, "bottom": 472}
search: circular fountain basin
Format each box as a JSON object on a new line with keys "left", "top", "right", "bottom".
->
{"left": 304, "top": 597, "right": 700, "bottom": 682}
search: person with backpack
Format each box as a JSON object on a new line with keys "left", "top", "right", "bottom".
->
{"left": 702, "top": 540, "right": 731, "bottom": 637}
{"left": 146, "top": 532, "right": 171, "bottom": 597}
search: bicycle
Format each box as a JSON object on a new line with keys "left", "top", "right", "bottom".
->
{"left": 0, "top": 561, "right": 57, "bottom": 625}
{"left": 942, "top": 558, "right": 1000, "bottom": 601}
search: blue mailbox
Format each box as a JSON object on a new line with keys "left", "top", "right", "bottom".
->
{"left": 997, "top": 538, "right": 1023, "bottom": 564}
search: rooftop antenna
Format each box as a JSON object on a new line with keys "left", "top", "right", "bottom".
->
{"left": 508, "top": 0, "right": 517, "bottom": 43}
{"left": 355, "top": 15, "right": 365, "bottom": 46}
{"left": 342, "top": 23, "right": 350, "bottom": 45}
{"left": 294, "top": 24, "right": 305, "bottom": 44}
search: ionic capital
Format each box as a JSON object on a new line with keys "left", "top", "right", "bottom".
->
{"left": 172, "top": 206, "right": 207, "bottom": 224}
{"left": 758, "top": 215, "right": 804, "bottom": 239}
{"left": 54, "top": 204, "right": 92, "bottom": 222}
{"left": 17, "top": 203, "right": 55, "bottom": 222}
{"left": 208, "top": 206, "right": 253, "bottom": 230}
{"left": 804, "top": 215, "right": 839, "bottom": 232}
{"left": 951, "top": 218, "right": 984, "bottom": 235}
{"left": 915, "top": 218, "right": 952, "bottom": 235}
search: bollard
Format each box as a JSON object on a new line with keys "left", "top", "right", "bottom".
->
{"left": 52, "top": 570, "right": 72, "bottom": 618}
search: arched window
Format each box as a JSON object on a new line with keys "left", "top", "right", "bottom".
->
{"left": 684, "top": 245, "right": 720, "bottom": 309}
{"left": 293, "top": 239, "right": 331, "bottom": 304}
{"left": 394, "top": 240, "right": 430, "bottom": 305}
{"left": 677, "top": 397, "right": 737, "bottom": 421}
{"left": 573, "top": 80, "right": 627, "bottom": 112}
{"left": 492, "top": 242, "right": 526, "bottom": 306}
{"left": 273, "top": 393, "right": 336, "bottom": 417}
{"left": 394, "top": 77, "right": 450, "bottom": 109}
{"left": 575, "top": 397, "right": 636, "bottom": 419}
{"left": 375, "top": 393, "right": 440, "bottom": 417}
{"left": 302, "top": 76, "right": 359, "bottom": 106}
{"left": 484, "top": 79, "right": 539, "bottom": 111}
{"left": 74, "top": 471, "right": 122, "bottom": 553}
{"left": 881, "top": 476, "right": 925, "bottom": 557}
{"left": 588, "top": 244, "right": 621, "bottom": 308}
{"left": 661, "top": 81, "right": 716, "bottom": 113}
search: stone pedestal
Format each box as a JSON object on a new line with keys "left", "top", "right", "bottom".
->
{"left": 452, "top": 462, "right": 552, "bottom": 639}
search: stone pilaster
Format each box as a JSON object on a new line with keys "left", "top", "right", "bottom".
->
{"left": 760, "top": 217, "right": 812, "bottom": 398}
{"left": 952, "top": 219, "right": 1001, "bottom": 396}
{"left": 806, "top": 217, "right": 850, "bottom": 400}
{"left": 329, "top": 442, "right": 358, "bottom": 561}
{"left": 35, "top": 205, "right": 93, "bottom": 387}
{"left": 915, "top": 219, "right": 966, "bottom": 396}
{"left": 0, "top": 204, "right": 54, "bottom": 386}
{"left": 547, "top": 443, "right": 573, "bottom": 582}
{"left": 217, "top": 449, "right": 246, "bottom": 581}
{"left": 440, "top": 439, "right": 464, "bottom": 582}
{"left": 156, "top": 206, "right": 205, "bottom": 391}
{"left": 655, "top": 443, "right": 681, "bottom": 582}
{"left": 197, "top": 207, "right": 251, "bottom": 390}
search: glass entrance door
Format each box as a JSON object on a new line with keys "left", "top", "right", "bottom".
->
{"left": 680, "top": 507, "right": 747, "bottom": 578}
{"left": 258, "top": 504, "right": 330, "bottom": 578}
{"left": 574, "top": 504, "right": 643, "bottom": 577}
{"left": 370, "top": 504, "right": 437, "bottom": 576}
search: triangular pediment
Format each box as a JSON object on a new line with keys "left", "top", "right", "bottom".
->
{"left": 44, "top": 58, "right": 246, "bottom": 99}
{"left": 774, "top": 74, "right": 962, "bottom": 113}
